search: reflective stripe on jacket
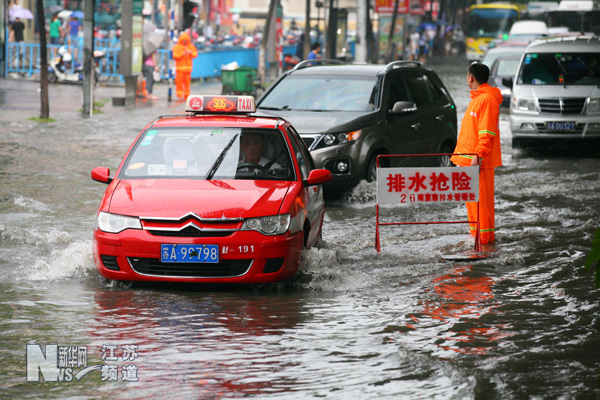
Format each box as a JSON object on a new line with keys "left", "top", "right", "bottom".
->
{"left": 450, "top": 83, "right": 503, "bottom": 169}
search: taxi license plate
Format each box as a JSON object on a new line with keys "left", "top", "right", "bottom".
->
{"left": 547, "top": 121, "right": 575, "bottom": 131}
{"left": 160, "top": 244, "right": 219, "bottom": 263}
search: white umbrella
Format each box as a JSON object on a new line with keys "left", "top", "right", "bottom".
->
{"left": 10, "top": 7, "right": 34, "bottom": 20}
{"left": 57, "top": 10, "right": 72, "bottom": 19}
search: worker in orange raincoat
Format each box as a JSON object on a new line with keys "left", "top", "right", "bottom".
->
{"left": 172, "top": 32, "right": 197, "bottom": 101}
{"left": 450, "top": 63, "right": 503, "bottom": 245}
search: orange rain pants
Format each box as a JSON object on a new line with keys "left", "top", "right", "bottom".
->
{"left": 175, "top": 71, "right": 191, "bottom": 100}
{"left": 466, "top": 168, "right": 495, "bottom": 245}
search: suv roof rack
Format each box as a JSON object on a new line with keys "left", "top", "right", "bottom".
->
{"left": 293, "top": 59, "right": 345, "bottom": 70}
{"left": 384, "top": 60, "right": 424, "bottom": 72}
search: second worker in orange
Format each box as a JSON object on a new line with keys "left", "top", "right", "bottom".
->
{"left": 450, "top": 63, "right": 503, "bottom": 245}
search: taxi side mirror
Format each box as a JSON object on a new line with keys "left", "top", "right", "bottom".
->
{"left": 502, "top": 77, "right": 513, "bottom": 89}
{"left": 390, "top": 101, "right": 417, "bottom": 115}
{"left": 304, "top": 169, "right": 332, "bottom": 186}
{"left": 91, "top": 167, "right": 113, "bottom": 184}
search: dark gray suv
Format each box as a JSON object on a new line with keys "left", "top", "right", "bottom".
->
{"left": 256, "top": 60, "right": 458, "bottom": 191}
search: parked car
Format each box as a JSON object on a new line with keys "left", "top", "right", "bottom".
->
{"left": 482, "top": 41, "right": 528, "bottom": 67}
{"left": 489, "top": 55, "right": 522, "bottom": 107}
{"left": 91, "top": 95, "right": 332, "bottom": 283}
{"left": 505, "top": 36, "right": 600, "bottom": 148}
{"left": 255, "top": 60, "right": 458, "bottom": 191}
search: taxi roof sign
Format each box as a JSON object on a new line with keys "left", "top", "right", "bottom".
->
{"left": 185, "top": 95, "right": 256, "bottom": 114}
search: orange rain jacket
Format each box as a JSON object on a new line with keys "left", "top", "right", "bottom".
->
{"left": 450, "top": 84, "right": 503, "bottom": 170}
{"left": 172, "top": 32, "right": 197, "bottom": 73}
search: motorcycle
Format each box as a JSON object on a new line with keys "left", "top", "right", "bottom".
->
{"left": 283, "top": 53, "right": 301, "bottom": 71}
{"left": 48, "top": 47, "right": 106, "bottom": 84}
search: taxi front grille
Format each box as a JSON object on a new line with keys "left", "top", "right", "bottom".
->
{"left": 128, "top": 257, "right": 252, "bottom": 278}
{"left": 538, "top": 98, "right": 586, "bottom": 114}
{"left": 146, "top": 226, "right": 235, "bottom": 238}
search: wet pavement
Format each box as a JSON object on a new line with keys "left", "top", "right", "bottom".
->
{"left": 1, "top": 59, "right": 600, "bottom": 399}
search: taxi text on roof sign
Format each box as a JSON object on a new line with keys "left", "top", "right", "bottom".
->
{"left": 377, "top": 166, "right": 479, "bottom": 205}
{"left": 185, "top": 95, "right": 256, "bottom": 113}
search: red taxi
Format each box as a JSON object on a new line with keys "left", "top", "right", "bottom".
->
{"left": 91, "top": 95, "right": 332, "bottom": 283}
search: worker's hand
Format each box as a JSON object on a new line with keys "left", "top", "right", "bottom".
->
{"left": 470, "top": 155, "right": 479, "bottom": 166}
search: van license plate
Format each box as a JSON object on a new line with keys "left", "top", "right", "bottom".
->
{"left": 547, "top": 121, "right": 575, "bottom": 131}
{"left": 160, "top": 244, "right": 219, "bottom": 263}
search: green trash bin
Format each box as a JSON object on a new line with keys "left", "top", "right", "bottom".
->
{"left": 221, "top": 66, "right": 257, "bottom": 95}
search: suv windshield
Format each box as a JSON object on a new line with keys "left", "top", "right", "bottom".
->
{"left": 259, "top": 75, "right": 379, "bottom": 112}
{"left": 120, "top": 128, "right": 294, "bottom": 181}
{"left": 517, "top": 52, "right": 600, "bottom": 85}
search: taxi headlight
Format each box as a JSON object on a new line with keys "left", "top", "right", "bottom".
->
{"left": 97, "top": 211, "right": 142, "bottom": 233}
{"left": 320, "top": 130, "right": 361, "bottom": 148}
{"left": 511, "top": 96, "right": 537, "bottom": 113}
{"left": 242, "top": 214, "right": 290, "bottom": 235}
{"left": 587, "top": 98, "right": 600, "bottom": 114}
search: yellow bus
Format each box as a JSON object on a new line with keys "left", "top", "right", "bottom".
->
{"left": 465, "top": 3, "right": 526, "bottom": 61}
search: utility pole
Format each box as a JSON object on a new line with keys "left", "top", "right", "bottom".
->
{"left": 36, "top": 0, "right": 49, "bottom": 119}
{"left": 386, "top": 0, "right": 400, "bottom": 63}
{"left": 356, "top": 0, "right": 367, "bottom": 63}
{"left": 258, "top": 0, "right": 278, "bottom": 86}
{"left": 82, "top": 0, "right": 95, "bottom": 118}
{"left": 304, "top": 0, "right": 311, "bottom": 60}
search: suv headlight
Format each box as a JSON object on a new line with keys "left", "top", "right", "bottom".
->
{"left": 319, "top": 130, "right": 361, "bottom": 148}
{"left": 242, "top": 214, "right": 290, "bottom": 235}
{"left": 587, "top": 98, "right": 600, "bottom": 114}
{"left": 511, "top": 96, "right": 537, "bottom": 113}
{"left": 97, "top": 211, "right": 142, "bottom": 233}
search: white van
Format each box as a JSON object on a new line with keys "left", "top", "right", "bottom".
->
{"left": 507, "top": 36, "right": 600, "bottom": 147}
{"left": 509, "top": 20, "right": 549, "bottom": 42}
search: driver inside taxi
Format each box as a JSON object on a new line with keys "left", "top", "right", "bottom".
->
{"left": 238, "top": 132, "right": 281, "bottom": 174}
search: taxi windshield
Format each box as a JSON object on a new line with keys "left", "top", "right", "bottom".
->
{"left": 259, "top": 75, "right": 379, "bottom": 112}
{"left": 517, "top": 52, "right": 600, "bottom": 85}
{"left": 120, "top": 127, "right": 294, "bottom": 181}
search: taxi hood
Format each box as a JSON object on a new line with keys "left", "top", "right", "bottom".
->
{"left": 107, "top": 179, "right": 291, "bottom": 219}
{"left": 256, "top": 109, "right": 379, "bottom": 135}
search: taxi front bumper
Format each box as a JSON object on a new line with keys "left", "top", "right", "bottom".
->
{"left": 510, "top": 113, "right": 600, "bottom": 142}
{"left": 93, "top": 228, "right": 303, "bottom": 283}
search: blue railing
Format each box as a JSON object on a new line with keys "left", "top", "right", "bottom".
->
{"left": 5, "top": 42, "right": 316, "bottom": 81}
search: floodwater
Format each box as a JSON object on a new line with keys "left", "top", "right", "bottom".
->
{"left": 1, "top": 59, "right": 599, "bottom": 399}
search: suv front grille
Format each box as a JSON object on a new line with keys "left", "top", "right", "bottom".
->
{"left": 538, "top": 98, "right": 586, "bottom": 114}
{"left": 128, "top": 257, "right": 252, "bottom": 278}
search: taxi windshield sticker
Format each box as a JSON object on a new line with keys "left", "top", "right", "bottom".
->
{"left": 142, "top": 130, "right": 158, "bottom": 146}
{"left": 128, "top": 162, "right": 146, "bottom": 170}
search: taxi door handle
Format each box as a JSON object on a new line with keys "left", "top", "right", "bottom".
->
{"left": 436, "top": 115, "right": 444, "bottom": 121}
{"left": 411, "top": 123, "right": 420, "bottom": 130}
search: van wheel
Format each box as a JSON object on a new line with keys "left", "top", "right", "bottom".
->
{"left": 366, "top": 154, "right": 385, "bottom": 182}
{"left": 438, "top": 143, "right": 454, "bottom": 167}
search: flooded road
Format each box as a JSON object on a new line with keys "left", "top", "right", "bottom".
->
{"left": 1, "top": 59, "right": 599, "bottom": 399}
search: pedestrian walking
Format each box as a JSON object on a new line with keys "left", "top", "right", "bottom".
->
{"left": 409, "top": 28, "right": 420, "bottom": 61}
{"left": 49, "top": 14, "right": 63, "bottom": 45}
{"left": 67, "top": 16, "right": 81, "bottom": 58}
{"left": 10, "top": 17, "right": 25, "bottom": 42}
{"left": 450, "top": 63, "right": 503, "bottom": 245}
{"left": 307, "top": 42, "right": 321, "bottom": 65}
{"left": 142, "top": 50, "right": 159, "bottom": 100}
{"left": 172, "top": 32, "right": 197, "bottom": 101}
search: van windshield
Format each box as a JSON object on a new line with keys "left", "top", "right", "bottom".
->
{"left": 517, "top": 52, "right": 600, "bottom": 85}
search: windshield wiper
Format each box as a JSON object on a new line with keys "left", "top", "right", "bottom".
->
{"left": 259, "top": 105, "right": 290, "bottom": 111}
{"left": 205, "top": 134, "right": 238, "bottom": 180}
{"left": 554, "top": 56, "right": 568, "bottom": 88}
{"left": 576, "top": 56, "right": 600, "bottom": 88}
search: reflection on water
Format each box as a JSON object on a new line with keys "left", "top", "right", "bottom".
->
{"left": 1, "top": 58, "right": 600, "bottom": 398}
